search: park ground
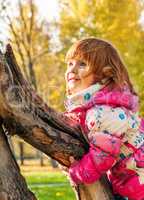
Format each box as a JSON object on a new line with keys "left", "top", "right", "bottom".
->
{"left": 20, "top": 160, "right": 75, "bottom": 200}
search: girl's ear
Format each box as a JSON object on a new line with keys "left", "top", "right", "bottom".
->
{"left": 102, "top": 65, "right": 114, "bottom": 79}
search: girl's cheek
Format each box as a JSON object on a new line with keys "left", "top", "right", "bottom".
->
{"left": 78, "top": 66, "right": 91, "bottom": 77}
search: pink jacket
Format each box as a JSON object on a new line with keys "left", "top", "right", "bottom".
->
{"left": 65, "top": 83, "right": 144, "bottom": 200}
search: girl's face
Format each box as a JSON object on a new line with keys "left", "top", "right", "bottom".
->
{"left": 65, "top": 59, "right": 96, "bottom": 95}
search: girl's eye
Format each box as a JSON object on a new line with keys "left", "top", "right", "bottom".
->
{"left": 79, "top": 62, "right": 86, "bottom": 68}
{"left": 68, "top": 62, "right": 73, "bottom": 67}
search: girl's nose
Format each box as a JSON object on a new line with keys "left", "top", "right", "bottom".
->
{"left": 65, "top": 66, "right": 77, "bottom": 81}
{"left": 69, "top": 63, "right": 78, "bottom": 73}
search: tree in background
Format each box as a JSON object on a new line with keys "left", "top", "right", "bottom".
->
{"left": 7, "top": 0, "right": 66, "bottom": 112}
{"left": 0, "top": 0, "right": 9, "bottom": 47}
{"left": 2, "top": 0, "right": 61, "bottom": 166}
{"left": 7, "top": 0, "right": 50, "bottom": 90}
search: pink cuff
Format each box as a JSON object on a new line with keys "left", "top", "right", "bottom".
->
{"left": 69, "top": 146, "right": 116, "bottom": 184}
{"left": 69, "top": 153, "right": 100, "bottom": 184}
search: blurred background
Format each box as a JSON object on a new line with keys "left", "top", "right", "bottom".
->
{"left": 0, "top": 0, "right": 144, "bottom": 199}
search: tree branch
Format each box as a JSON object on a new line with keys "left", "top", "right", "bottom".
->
{"left": 7, "top": 15, "right": 30, "bottom": 81}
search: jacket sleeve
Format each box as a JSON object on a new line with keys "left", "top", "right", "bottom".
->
{"left": 69, "top": 105, "right": 129, "bottom": 184}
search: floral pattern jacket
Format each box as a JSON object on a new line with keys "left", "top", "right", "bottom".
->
{"left": 64, "top": 83, "right": 144, "bottom": 200}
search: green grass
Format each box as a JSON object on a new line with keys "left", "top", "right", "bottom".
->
{"left": 29, "top": 185, "right": 75, "bottom": 200}
{"left": 23, "top": 170, "right": 75, "bottom": 200}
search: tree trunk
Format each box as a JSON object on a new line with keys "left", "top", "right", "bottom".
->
{"left": 0, "top": 125, "right": 36, "bottom": 200}
{"left": 0, "top": 44, "right": 114, "bottom": 200}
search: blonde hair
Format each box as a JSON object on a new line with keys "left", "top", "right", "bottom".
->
{"left": 65, "top": 37, "right": 137, "bottom": 95}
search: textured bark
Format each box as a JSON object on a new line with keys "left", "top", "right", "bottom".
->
{"left": 0, "top": 44, "right": 114, "bottom": 200}
{"left": 0, "top": 125, "right": 36, "bottom": 200}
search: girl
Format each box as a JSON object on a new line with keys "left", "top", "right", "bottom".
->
{"left": 64, "top": 38, "right": 144, "bottom": 200}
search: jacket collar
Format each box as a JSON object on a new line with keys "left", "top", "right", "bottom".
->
{"left": 65, "top": 83, "right": 139, "bottom": 112}
{"left": 65, "top": 82, "right": 106, "bottom": 111}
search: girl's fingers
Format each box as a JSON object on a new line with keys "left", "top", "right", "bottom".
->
{"left": 69, "top": 156, "right": 76, "bottom": 163}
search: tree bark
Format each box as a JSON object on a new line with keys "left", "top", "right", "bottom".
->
{"left": 0, "top": 125, "right": 36, "bottom": 200}
{"left": 0, "top": 44, "right": 114, "bottom": 200}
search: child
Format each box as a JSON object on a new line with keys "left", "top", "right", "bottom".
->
{"left": 64, "top": 38, "right": 144, "bottom": 200}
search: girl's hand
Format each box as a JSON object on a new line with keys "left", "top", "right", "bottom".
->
{"left": 59, "top": 156, "right": 77, "bottom": 175}
{"left": 69, "top": 156, "right": 76, "bottom": 164}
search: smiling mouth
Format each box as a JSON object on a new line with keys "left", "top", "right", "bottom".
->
{"left": 68, "top": 78, "right": 80, "bottom": 82}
